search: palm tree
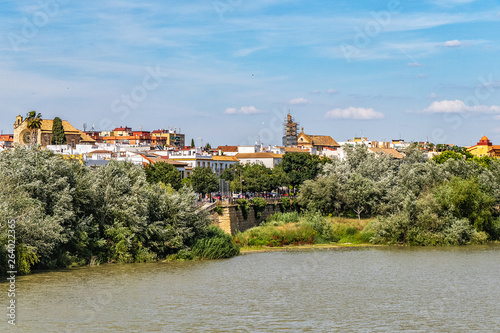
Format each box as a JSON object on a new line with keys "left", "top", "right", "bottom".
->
{"left": 25, "top": 111, "right": 42, "bottom": 146}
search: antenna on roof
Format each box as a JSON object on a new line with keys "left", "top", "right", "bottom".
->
{"left": 91, "top": 123, "right": 95, "bottom": 131}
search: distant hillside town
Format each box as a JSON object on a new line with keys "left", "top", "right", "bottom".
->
{"left": 1, "top": 112, "right": 498, "bottom": 181}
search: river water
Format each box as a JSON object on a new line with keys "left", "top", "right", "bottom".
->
{"left": 2, "top": 246, "right": 500, "bottom": 332}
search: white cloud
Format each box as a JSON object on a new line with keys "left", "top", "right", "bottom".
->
{"left": 423, "top": 100, "right": 500, "bottom": 113}
{"left": 444, "top": 40, "right": 462, "bottom": 47}
{"left": 311, "top": 90, "right": 321, "bottom": 94}
{"left": 289, "top": 97, "right": 308, "bottom": 105}
{"left": 407, "top": 62, "right": 423, "bottom": 67}
{"left": 325, "top": 107, "right": 384, "bottom": 120}
{"left": 233, "top": 46, "right": 266, "bottom": 57}
{"left": 223, "top": 106, "right": 263, "bottom": 115}
{"left": 326, "top": 89, "right": 339, "bottom": 94}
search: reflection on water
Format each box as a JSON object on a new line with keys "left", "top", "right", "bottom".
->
{"left": 2, "top": 245, "right": 500, "bottom": 332}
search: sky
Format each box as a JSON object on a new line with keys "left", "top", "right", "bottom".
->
{"left": 1, "top": 0, "right": 500, "bottom": 147}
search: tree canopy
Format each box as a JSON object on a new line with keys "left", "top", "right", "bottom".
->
{"left": 25, "top": 111, "right": 42, "bottom": 145}
{"left": 51, "top": 117, "right": 66, "bottom": 145}
{"left": 281, "top": 152, "right": 323, "bottom": 188}
{"left": 0, "top": 147, "right": 237, "bottom": 275}
{"left": 144, "top": 162, "right": 182, "bottom": 190}
{"left": 190, "top": 167, "right": 219, "bottom": 196}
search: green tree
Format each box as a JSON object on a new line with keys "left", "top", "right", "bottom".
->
{"left": 190, "top": 138, "right": 195, "bottom": 148}
{"left": 297, "top": 175, "right": 341, "bottom": 215}
{"left": 25, "top": 111, "right": 42, "bottom": 146}
{"left": 240, "top": 163, "right": 272, "bottom": 193}
{"left": 433, "top": 150, "right": 465, "bottom": 164}
{"left": 144, "top": 162, "right": 182, "bottom": 190}
{"left": 281, "top": 152, "right": 322, "bottom": 188}
{"left": 191, "top": 167, "right": 219, "bottom": 197}
{"left": 51, "top": 117, "right": 66, "bottom": 145}
{"left": 270, "top": 164, "right": 290, "bottom": 189}
{"left": 343, "top": 173, "right": 375, "bottom": 220}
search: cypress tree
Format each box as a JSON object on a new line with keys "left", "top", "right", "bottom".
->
{"left": 51, "top": 117, "right": 66, "bottom": 144}
{"left": 191, "top": 138, "right": 195, "bottom": 148}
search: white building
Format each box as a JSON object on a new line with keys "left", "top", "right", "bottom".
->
{"left": 235, "top": 152, "right": 283, "bottom": 169}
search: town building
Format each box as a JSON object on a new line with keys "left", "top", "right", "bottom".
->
{"left": 234, "top": 152, "right": 283, "bottom": 169}
{"left": 216, "top": 145, "right": 239, "bottom": 156}
{"left": 167, "top": 148, "right": 239, "bottom": 176}
{"left": 297, "top": 127, "right": 340, "bottom": 151}
{"left": 151, "top": 129, "right": 185, "bottom": 148}
{"left": 0, "top": 134, "right": 14, "bottom": 148}
{"left": 282, "top": 113, "right": 299, "bottom": 147}
{"left": 467, "top": 136, "right": 500, "bottom": 158}
{"left": 368, "top": 148, "right": 404, "bottom": 159}
{"left": 13, "top": 115, "right": 95, "bottom": 147}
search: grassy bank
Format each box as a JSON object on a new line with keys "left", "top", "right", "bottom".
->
{"left": 233, "top": 212, "right": 375, "bottom": 251}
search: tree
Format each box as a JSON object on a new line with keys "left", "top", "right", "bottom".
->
{"left": 343, "top": 173, "right": 375, "bottom": 220}
{"left": 144, "top": 162, "right": 182, "bottom": 190}
{"left": 25, "top": 111, "right": 42, "bottom": 146}
{"left": 190, "top": 138, "right": 195, "bottom": 148}
{"left": 222, "top": 164, "right": 244, "bottom": 193}
{"left": 433, "top": 150, "right": 465, "bottom": 164}
{"left": 297, "top": 175, "right": 341, "bottom": 215}
{"left": 240, "top": 163, "right": 272, "bottom": 193}
{"left": 270, "top": 164, "right": 290, "bottom": 189}
{"left": 51, "top": 117, "right": 66, "bottom": 145}
{"left": 280, "top": 152, "right": 322, "bottom": 188}
{"left": 205, "top": 143, "right": 211, "bottom": 150}
{"left": 190, "top": 167, "right": 219, "bottom": 197}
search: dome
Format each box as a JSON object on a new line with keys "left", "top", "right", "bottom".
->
{"left": 481, "top": 136, "right": 489, "bottom": 141}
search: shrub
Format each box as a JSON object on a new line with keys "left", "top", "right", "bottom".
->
{"left": 280, "top": 197, "right": 291, "bottom": 212}
{"left": 236, "top": 199, "right": 250, "bottom": 219}
{"left": 191, "top": 226, "right": 240, "bottom": 259}
{"left": 234, "top": 224, "right": 316, "bottom": 247}
{"left": 302, "top": 212, "right": 336, "bottom": 243}
{"left": 251, "top": 197, "right": 267, "bottom": 220}
{"left": 263, "top": 212, "right": 301, "bottom": 226}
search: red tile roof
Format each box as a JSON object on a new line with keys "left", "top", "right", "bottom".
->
{"left": 217, "top": 145, "right": 239, "bottom": 152}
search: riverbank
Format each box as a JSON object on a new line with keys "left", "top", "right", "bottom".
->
{"left": 239, "top": 242, "right": 380, "bottom": 253}
{"left": 233, "top": 213, "right": 375, "bottom": 248}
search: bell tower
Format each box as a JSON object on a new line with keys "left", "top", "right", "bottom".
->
{"left": 14, "top": 115, "right": 23, "bottom": 129}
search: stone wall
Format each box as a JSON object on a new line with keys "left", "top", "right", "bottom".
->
{"left": 211, "top": 203, "right": 281, "bottom": 235}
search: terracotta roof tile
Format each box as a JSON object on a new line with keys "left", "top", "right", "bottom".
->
{"left": 212, "top": 156, "right": 239, "bottom": 161}
{"left": 235, "top": 152, "right": 283, "bottom": 159}
{"left": 217, "top": 145, "right": 239, "bottom": 152}
{"left": 40, "top": 119, "right": 80, "bottom": 133}
{"left": 310, "top": 135, "right": 340, "bottom": 147}
{"left": 368, "top": 148, "right": 403, "bottom": 159}
{"left": 284, "top": 147, "right": 309, "bottom": 153}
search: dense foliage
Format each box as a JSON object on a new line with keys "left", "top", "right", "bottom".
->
{"left": 297, "top": 145, "right": 500, "bottom": 245}
{"left": 144, "top": 161, "right": 182, "bottom": 190}
{"left": 221, "top": 163, "right": 289, "bottom": 193}
{"left": 190, "top": 167, "right": 219, "bottom": 197}
{"left": 0, "top": 147, "right": 238, "bottom": 274}
{"left": 281, "top": 152, "right": 325, "bottom": 188}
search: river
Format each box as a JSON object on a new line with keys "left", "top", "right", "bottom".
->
{"left": 2, "top": 246, "right": 500, "bottom": 332}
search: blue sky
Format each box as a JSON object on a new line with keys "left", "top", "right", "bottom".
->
{"left": 1, "top": 0, "right": 500, "bottom": 147}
